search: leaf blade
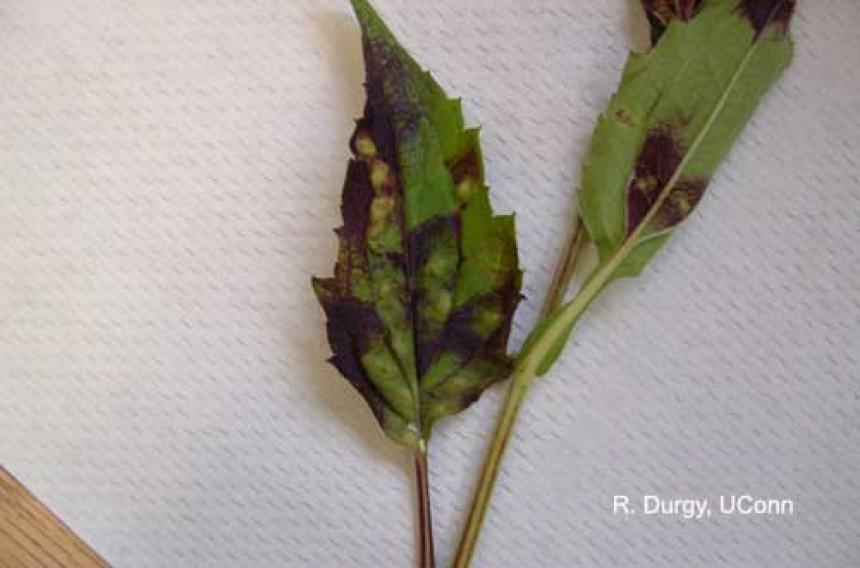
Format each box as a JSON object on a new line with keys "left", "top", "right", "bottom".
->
{"left": 314, "top": 0, "right": 522, "bottom": 446}
{"left": 531, "top": 0, "right": 795, "bottom": 375}
{"left": 582, "top": 0, "right": 794, "bottom": 274}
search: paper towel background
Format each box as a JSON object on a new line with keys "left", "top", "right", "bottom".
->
{"left": 1, "top": 1, "right": 858, "bottom": 566}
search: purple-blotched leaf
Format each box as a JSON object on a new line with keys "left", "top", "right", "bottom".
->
{"left": 522, "top": 0, "right": 795, "bottom": 375}
{"left": 313, "top": 0, "right": 522, "bottom": 448}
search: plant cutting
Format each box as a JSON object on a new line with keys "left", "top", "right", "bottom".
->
{"left": 454, "top": 1, "right": 796, "bottom": 565}
{"left": 313, "top": 0, "right": 796, "bottom": 566}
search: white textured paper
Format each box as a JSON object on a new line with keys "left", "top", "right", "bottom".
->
{"left": 1, "top": 1, "right": 859, "bottom": 566}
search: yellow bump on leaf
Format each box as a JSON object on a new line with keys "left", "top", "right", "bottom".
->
{"left": 368, "top": 221, "right": 386, "bottom": 240}
{"left": 475, "top": 306, "right": 503, "bottom": 336}
{"left": 370, "top": 196, "right": 395, "bottom": 223}
{"left": 375, "top": 277, "right": 396, "bottom": 298}
{"left": 456, "top": 176, "right": 476, "bottom": 203}
{"left": 636, "top": 176, "right": 657, "bottom": 193}
{"left": 423, "top": 252, "right": 446, "bottom": 280}
{"left": 371, "top": 159, "right": 390, "bottom": 191}
{"left": 672, "top": 192, "right": 694, "bottom": 216}
{"left": 428, "top": 290, "right": 452, "bottom": 322}
{"left": 355, "top": 132, "right": 377, "bottom": 159}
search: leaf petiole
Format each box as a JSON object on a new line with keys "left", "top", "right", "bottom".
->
{"left": 541, "top": 217, "right": 589, "bottom": 317}
{"left": 413, "top": 441, "right": 436, "bottom": 568}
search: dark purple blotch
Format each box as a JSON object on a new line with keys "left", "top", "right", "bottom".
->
{"left": 655, "top": 178, "right": 708, "bottom": 230}
{"left": 436, "top": 296, "right": 497, "bottom": 364}
{"left": 407, "top": 215, "right": 460, "bottom": 281}
{"left": 626, "top": 127, "right": 683, "bottom": 235}
{"left": 440, "top": 286, "right": 521, "bottom": 364}
{"left": 449, "top": 145, "right": 482, "bottom": 187}
{"left": 739, "top": 0, "right": 796, "bottom": 38}
{"left": 627, "top": 127, "right": 711, "bottom": 234}
{"left": 420, "top": 271, "right": 522, "bottom": 409}
{"left": 408, "top": 215, "right": 461, "bottom": 376}
{"left": 311, "top": 287, "right": 389, "bottom": 426}
{"left": 339, "top": 160, "right": 375, "bottom": 242}
{"left": 362, "top": 35, "right": 422, "bottom": 140}
{"left": 311, "top": 49, "right": 411, "bottom": 427}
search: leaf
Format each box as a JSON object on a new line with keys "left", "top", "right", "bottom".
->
{"left": 525, "top": 0, "right": 795, "bottom": 375}
{"left": 313, "top": 0, "right": 522, "bottom": 448}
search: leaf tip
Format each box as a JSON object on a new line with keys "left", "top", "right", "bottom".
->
{"left": 349, "top": 0, "right": 394, "bottom": 42}
{"left": 738, "top": 0, "right": 796, "bottom": 39}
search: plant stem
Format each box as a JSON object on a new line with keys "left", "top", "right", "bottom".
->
{"left": 542, "top": 217, "right": 588, "bottom": 317}
{"left": 453, "top": 217, "right": 592, "bottom": 567}
{"left": 414, "top": 441, "right": 436, "bottom": 568}
{"left": 455, "top": 215, "right": 633, "bottom": 565}
{"left": 453, "top": 370, "right": 530, "bottom": 568}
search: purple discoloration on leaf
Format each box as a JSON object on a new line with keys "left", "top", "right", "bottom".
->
{"left": 355, "top": 82, "right": 399, "bottom": 166}
{"left": 655, "top": 178, "right": 708, "bottom": 230}
{"left": 444, "top": 286, "right": 521, "bottom": 361}
{"left": 409, "top": 215, "right": 460, "bottom": 376}
{"left": 449, "top": 145, "right": 482, "bottom": 187}
{"left": 361, "top": 35, "right": 422, "bottom": 139}
{"left": 339, "top": 160, "right": 375, "bottom": 242}
{"left": 627, "top": 127, "right": 710, "bottom": 234}
{"left": 313, "top": 111, "right": 398, "bottom": 430}
{"left": 314, "top": 251, "right": 394, "bottom": 433}
{"left": 626, "top": 127, "right": 683, "bottom": 235}
{"left": 407, "top": 215, "right": 459, "bottom": 281}
{"left": 311, "top": 284, "right": 388, "bottom": 423}
{"left": 420, "top": 288, "right": 519, "bottom": 431}
{"left": 436, "top": 295, "right": 501, "bottom": 364}
{"left": 739, "top": 0, "right": 796, "bottom": 38}
{"left": 314, "top": 0, "right": 522, "bottom": 444}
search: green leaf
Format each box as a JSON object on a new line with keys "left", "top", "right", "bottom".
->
{"left": 313, "top": 0, "right": 522, "bottom": 448}
{"left": 524, "top": 0, "right": 795, "bottom": 375}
